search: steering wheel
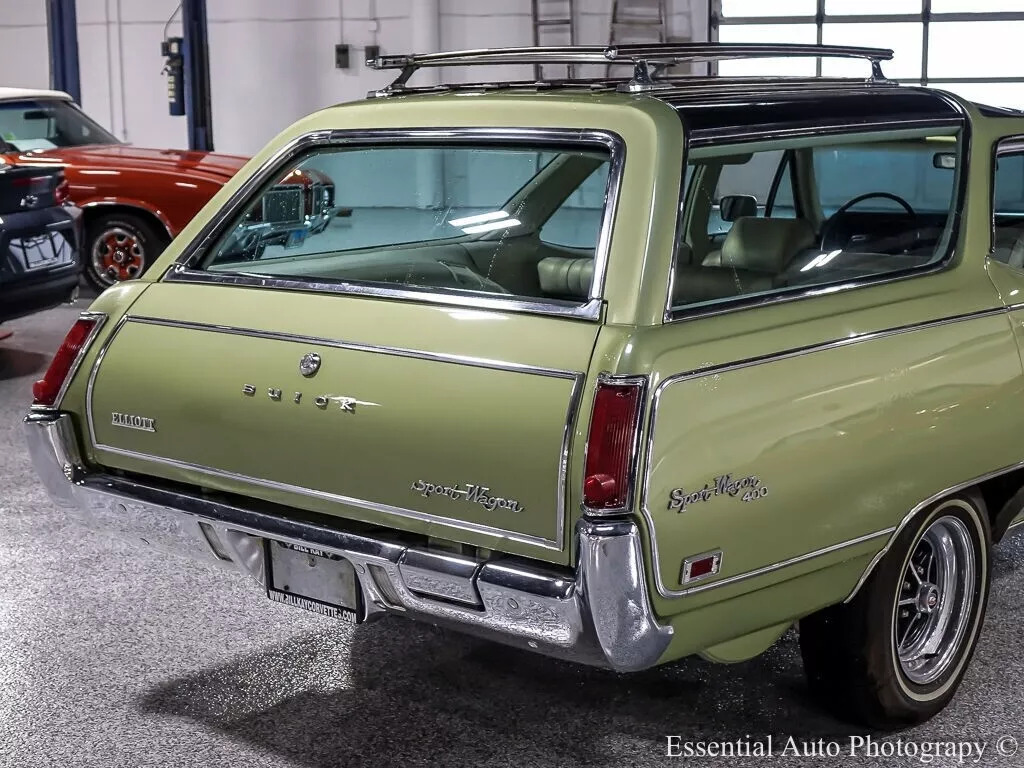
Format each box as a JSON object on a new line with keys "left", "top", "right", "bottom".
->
{"left": 820, "top": 192, "right": 916, "bottom": 250}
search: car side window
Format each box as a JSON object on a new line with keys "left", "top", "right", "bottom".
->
{"left": 992, "top": 149, "right": 1024, "bottom": 268}
{"left": 671, "top": 127, "right": 963, "bottom": 314}
{"left": 709, "top": 149, "right": 787, "bottom": 236}
{"left": 538, "top": 162, "right": 609, "bottom": 249}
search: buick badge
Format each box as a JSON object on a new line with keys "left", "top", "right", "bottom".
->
{"left": 299, "top": 352, "right": 321, "bottom": 377}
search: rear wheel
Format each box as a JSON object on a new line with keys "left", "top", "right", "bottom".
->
{"left": 84, "top": 212, "right": 168, "bottom": 291}
{"left": 799, "top": 494, "right": 991, "bottom": 727}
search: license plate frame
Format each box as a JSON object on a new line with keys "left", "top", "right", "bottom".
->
{"left": 265, "top": 540, "right": 363, "bottom": 624}
{"left": 10, "top": 232, "right": 73, "bottom": 272}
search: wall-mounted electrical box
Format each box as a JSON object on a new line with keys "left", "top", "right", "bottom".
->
{"left": 161, "top": 37, "right": 185, "bottom": 116}
{"left": 365, "top": 44, "right": 380, "bottom": 63}
{"left": 335, "top": 43, "right": 351, "bottom": 69}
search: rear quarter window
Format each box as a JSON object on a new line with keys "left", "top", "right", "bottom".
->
{"left": 671, "top": 126, "right": 963, "bottom": 314}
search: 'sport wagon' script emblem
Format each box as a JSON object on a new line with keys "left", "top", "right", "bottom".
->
{"left": 111, "top": 412, "right": 156, "bottom": 432}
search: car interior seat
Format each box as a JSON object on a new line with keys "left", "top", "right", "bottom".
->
{"left": 674, "top": 216, "right": 815, "bottom": 305}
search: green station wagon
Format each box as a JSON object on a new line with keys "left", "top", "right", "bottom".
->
{"left": 25, "top": 43, "right": 1024, "bottom": 727}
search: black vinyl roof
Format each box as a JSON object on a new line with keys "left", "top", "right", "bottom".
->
{"left": 661, "top": 84, "right": 965, "bottom": 136}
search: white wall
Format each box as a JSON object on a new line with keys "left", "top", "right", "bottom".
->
{"left": 0, "top": 0, "right": 708, "bottom": 157}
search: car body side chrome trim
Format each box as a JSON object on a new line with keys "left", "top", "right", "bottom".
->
{"left": 842, "top": 459, "right": 1024, "bottom": 603}
{"left": 84, "top": 315, "right": 584, "bottom": 551}
{"left": 674, "top": 528, "right": 894, "bottom": 598}
{"left": 125, "top": 315, "right": 583, "bottom": 380}
{"left": 162, "top": 127, "right": 626, "bottom": 323}
{"left": 640, "top": 304, "right": 1010, "bottom": 598}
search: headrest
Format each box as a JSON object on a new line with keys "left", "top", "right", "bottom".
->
{"left": 537, "top": 256, "right": 594, "bottom": 298}
{"left": 721, "top": 217, "right": 815, "bottom": 274}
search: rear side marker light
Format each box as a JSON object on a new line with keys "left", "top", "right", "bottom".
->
{"left": 681, "top": 551, "right": 723, "bottom": 584}
{"left": 32, "top": 314, "right": 105, "bottom": 408}
{"left": 582, "top": 376, "right": 646, "bottom": 512}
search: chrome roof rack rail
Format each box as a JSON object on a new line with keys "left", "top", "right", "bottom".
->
{"left": 367, "top": 43, "right": 895, "bottom": 96}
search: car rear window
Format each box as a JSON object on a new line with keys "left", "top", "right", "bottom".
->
{"left": 197, "top": 142, "right": 615, "bottom": 308}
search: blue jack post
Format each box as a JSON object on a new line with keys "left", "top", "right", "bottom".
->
{"left": 182, "top": 0, "right": 214, "bottom": 151}
{"left": 46, "top": 0, "right": 81, "bottom": 104}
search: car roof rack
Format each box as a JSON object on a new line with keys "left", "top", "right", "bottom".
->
{"left": 367, "top": 43, "right": 894, "bottom": 96}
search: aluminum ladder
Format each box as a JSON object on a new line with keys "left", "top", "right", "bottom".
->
{"left": 608, "top": 0, "right": 669, "bottom": 76}
{"left": 531, "top": 0, "right": 576, "bottom": 80}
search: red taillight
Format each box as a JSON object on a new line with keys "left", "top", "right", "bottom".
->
{"left": 54, "top": 178, "right": 70, "bottom": 205}
{"left": 582, "top": 378, "right": 646, "bottom": 511}
{"left": 32, "top": 316, "right": 102, "bottom": 407}
{"left": 12, "top": 174, "right": 46, "bottom": 189}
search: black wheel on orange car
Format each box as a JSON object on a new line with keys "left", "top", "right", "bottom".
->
{"left": 83, "top": 212, "right": 168, "bottom": 291}
{"left": 799, "top": 493, "right": 991, "bottom": 728}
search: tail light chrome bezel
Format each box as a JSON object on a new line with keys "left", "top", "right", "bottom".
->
{"left": 580, "top": 373, "right": 648, "bottom": 517}
{"left": 31, "top": 312, "right": 107, "bottom": 411}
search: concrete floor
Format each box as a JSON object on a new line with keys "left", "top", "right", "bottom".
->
{"left": 2, "top": 302, "right": 1024, "bottom": 768}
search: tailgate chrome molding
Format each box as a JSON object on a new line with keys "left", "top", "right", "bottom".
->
{"left": 82, "top": 315, "right": 584, "bottom": 551}
{"left": 25, "top": 413, "right": 672, "bottom": 672}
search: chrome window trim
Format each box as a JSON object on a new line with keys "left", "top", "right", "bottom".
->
{"left": 84, "top": 315, "right": 585, "bottom": 551}
{"left": 683, "top": 116, "right": 961, "bottom": 148}
{"left": 29, "top": 311, "right": 107, "bottom": 414}
{"left": 579, "top": 373, "right": 649, "bottom": 518}
{"left": 166, "top": 270, "right": 604, "bottom": 320}
{"left": 640, "top": 304, "right": 1009, "bottom": 598}
{"left": 163, "top": 127, "right": 627, "bottom": 323}
{"left": 663, "top": 111, "right": 970, "bottom": 324}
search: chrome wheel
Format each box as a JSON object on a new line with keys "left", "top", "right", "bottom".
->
{"left": 91, "top": 226, "right": 146, "bottom": 285}
{"left": 894, "top": 515, "right": 976, "bottom": 685}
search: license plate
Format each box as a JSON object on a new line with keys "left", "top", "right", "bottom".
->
{"left": 10, "top": 233, "right": 73, "bottom": 272}
{"left": 265, "top": 540, "right": 362, "bottom": 623}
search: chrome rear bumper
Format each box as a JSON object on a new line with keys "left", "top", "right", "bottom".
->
{"left": 25, "top": 413, "right": 672, "bottom": 671}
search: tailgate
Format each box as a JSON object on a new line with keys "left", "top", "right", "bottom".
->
{"left": 84, "top": 283, "right": 596, "bottom": 561}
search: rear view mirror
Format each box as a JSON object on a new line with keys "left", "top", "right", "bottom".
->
{"left": 933, "top": 152, "right": 956, "bottom": 170}
{"left": 720, "top": 194, "right": 758, "bottom": 222}
{"left": 22, "top": 110, "right": 51, "bottom": 121}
